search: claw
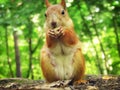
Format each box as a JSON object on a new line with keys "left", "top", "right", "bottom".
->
{"left": 50, "top": 80, "right": 70, "bottom": 88}
{"left": 48, "top": 27, "right": 64, "bottom": 39}
{"left": 48, "top": 29, "right": 56, "bottom": 38}
{"left": 74, "top": 80, "right": 87, "bottom": 85}
{"left": 58, "top": 27, "right": 64, "bottom": 37}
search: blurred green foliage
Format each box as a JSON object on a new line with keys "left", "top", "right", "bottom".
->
{"left": 0, "top": 0, "right": 120, "bottom": 79}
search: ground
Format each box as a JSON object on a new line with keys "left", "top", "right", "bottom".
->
{"left": 0, "top": 75, "right": 120, "bottom": 90}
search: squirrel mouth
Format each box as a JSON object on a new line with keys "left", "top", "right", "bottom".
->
{"left": 52, "top": 25, "right": 57, "bottom": 29}
{"left": 51, "top": 22, "right": 57, "bottom": 29}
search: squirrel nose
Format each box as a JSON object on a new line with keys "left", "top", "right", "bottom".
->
{"left": 51, "top": 22, "right": 57, "bottom": 28}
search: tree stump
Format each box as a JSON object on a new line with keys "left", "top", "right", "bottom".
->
{"left": 0, "top": 75, "right": 120, "bottom": 90}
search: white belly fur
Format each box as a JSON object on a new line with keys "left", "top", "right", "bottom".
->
{"left": 49, "top": 42, "right": 78, "bottom": 80}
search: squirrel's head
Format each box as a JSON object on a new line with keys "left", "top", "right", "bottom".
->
{"left": 44, "top": 0, "right": 73, "bottom": 30}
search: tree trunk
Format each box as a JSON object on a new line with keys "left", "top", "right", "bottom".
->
{"left": 5, "top": 25, "right": 14, "bottom": 77}
{"left": 26, "top": 20, "right": 33, "bottom": 79}
{"left": 113, "top": 16, "right": 120, "bottom": 58}
{"left": 13, "top": 31, "right": 21, "bottom": 77}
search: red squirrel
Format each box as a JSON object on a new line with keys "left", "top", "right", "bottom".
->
{"left": 40, "top": 0, "right": 85, "bottom": 84}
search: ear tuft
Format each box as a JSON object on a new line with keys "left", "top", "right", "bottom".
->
{"left": 45, "top": 0, "right": 51, "bottom": 8}
{"left": 61, "top": 0, "right": 66, "bottom": 9}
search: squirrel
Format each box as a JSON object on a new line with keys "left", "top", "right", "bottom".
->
{"left": 40, "top": 0, "right": 85, "bottom": 85}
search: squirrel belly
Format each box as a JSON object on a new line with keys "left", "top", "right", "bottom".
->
{"left": 45, "top": 41, "right": 80, "bottom": 80}
{"left": 48, "top": 46, "right": 75, "bottom": 80}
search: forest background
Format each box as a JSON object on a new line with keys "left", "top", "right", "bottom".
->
{"left": 0, "top": 0, "right": 120, "bottom": 80}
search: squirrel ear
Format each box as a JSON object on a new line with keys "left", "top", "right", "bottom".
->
{"left": 45, "top": 0, "right": 51, "bottom": 8}
{"left": 61, "top": 0, "right": 66, "bottom": 9}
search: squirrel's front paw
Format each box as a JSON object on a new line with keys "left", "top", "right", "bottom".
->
{"left": 48, "top": 27, "right": 64, "bottom": 39}
{"left": 54, "top": 27, "right": 64, "bottom": 38}
{"left": 48, "top": 29, "right": 57, "bottom": 38}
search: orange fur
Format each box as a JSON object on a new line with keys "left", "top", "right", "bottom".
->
{"left": 41, "top": 48, "right": 59, "bottom": 82}
{"left": 60, "top": 29, "right": 79, "bottom": 46}
{"left": 72, "top": 48, "right": 85, "bottom": 84}
{"left": 46, "top": 32, "right": 57, "bottom": 48}
{"left": 40, "top": 0, "right": 85, "bottom": 84}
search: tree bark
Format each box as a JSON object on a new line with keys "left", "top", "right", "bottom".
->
{"left": 113, "top": 16, "right": 120, "bottom": 58}
{"left": 0, "top": 75, "right": 120, "bottom": 90}
{"left": 13, "top": 31, "right": 21, "bottom": 77}
{"left": 5, "top": 25, "right": 14, "bottom": 77}
{"left": 26, "top": 20, "right": 33, "bottom": 79}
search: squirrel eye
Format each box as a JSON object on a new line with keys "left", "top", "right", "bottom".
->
{"left": 45, "top": 13, "right": 47, "bottom": 17}
{"left": 61, "top": 10, "right": 65, "bottom": 15}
